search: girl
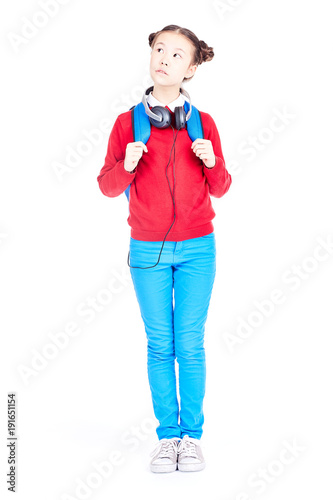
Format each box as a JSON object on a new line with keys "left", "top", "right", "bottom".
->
{"left": 97, "top": 25, "right": 232, "bottom": 473}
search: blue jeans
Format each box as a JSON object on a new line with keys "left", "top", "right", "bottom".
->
{"left": 129, "top": 233, "right": 216, "bottom": 440}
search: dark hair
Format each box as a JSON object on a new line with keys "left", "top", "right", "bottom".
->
{"left": 148, "top": 24, "right": 214, "bottom": 82}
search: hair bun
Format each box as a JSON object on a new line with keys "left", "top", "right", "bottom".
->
{"left": 148, "top": 32, "right": 157, "bottom": 47}
{"left": 199, "top": 40, "right": 214, "bottom": 63}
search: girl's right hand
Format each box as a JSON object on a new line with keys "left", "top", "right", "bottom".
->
{"left": 124, "top": 141, "right": 148, "bottom": 172}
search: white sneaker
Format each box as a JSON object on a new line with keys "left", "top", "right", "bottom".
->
{"left": 150, "top": 437, "right": 181, "bottom": 473}
{"left": 177, "top": 435, "right": 205, "bottom": 472}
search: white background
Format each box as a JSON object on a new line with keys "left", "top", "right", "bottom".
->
{"left": 1, "top": 0, "right": 332, "bottom": 498}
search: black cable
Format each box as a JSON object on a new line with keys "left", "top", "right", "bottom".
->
{"left": 127, "top": 125, "right": 180, "bottom": 269}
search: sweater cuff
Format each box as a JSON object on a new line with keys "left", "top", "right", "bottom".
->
{"left": 120, "top": 161, "right": 137, "bottom": 177}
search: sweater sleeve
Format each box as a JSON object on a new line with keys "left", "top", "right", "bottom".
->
{"left": 97, "top": 116, "right": 136, "bottom": 198}
{"left": 201, "top": 113, "right": 232, "bottom": 198}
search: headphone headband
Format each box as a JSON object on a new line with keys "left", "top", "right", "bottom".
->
{"left": 142, "top": 86, "right": 192, "bottom": 123}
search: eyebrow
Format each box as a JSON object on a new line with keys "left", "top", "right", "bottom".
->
{"left": 155, "top": 41, "right": 185, "bottom": 53}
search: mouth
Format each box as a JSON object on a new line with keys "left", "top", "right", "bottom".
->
{"left": 156, "top": 69, "right": 168, "bottom": 75}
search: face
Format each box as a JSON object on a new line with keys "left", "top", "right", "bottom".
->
{"left": 150, "top": 31, "right": 197, "bottom": 87}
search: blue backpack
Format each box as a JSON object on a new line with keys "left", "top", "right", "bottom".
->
{"left": 124, "top": 99, "right": 204, "bottom": 201}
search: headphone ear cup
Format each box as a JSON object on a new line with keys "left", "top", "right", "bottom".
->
{"left": 149, "top": 106, "right": 172, "bottom": 128}
{"left": 174, "top": 106, "right": 186, "bottom": 130}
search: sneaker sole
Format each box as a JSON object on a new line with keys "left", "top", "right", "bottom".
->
{"left": 178, "top": 462, "right": 205, "bottom": 472}
{"left": 150, "top": 463, "right": 178, "bottom": 473}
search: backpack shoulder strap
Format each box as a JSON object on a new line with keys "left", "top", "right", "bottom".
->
{"left": 124, "top": 102, "right": 151, "bottom": 201}
{"left": 131, "top": 102, "right": 151, "bottom": 143}
{"left": 184, "top": 100, "right": 204, "bottom": 141}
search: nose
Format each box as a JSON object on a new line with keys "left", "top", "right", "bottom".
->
{"left": 160, "top": 53, "right": 169, "bottom": 66}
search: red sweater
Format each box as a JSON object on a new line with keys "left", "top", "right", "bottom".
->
{"left": 97, "top": 107, "right": 232, "bottom": 241}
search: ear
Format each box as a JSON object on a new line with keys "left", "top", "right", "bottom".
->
{"left": 185, "top": 64, "right": 197, "bottom": 79}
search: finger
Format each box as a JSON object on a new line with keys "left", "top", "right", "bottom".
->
{"left": 129, "top": 154, "right": 142, "bottom": 162}
{"left": 137, "top": 141, "right": 148, "bottom": 153}
{"left": 133, "top": 153, "right": 143, "bottom": 160}
{"left": 191, "top": 139, "right": 205, "bottom": 149}
{"left": 194, "top": 148, "right": 207, "bottom": 156}
{"left": 193, "top": 146, "right": 207, "bottom": 152}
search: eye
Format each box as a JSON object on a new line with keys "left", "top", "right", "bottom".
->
{"left": 156, "top": 47, "right": 181, "bottom": 58}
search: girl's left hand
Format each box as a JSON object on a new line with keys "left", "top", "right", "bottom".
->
{"left": 191, "top": 139, "right": 216, "bottom": 168}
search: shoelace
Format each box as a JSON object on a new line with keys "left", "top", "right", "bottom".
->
{"left": 177, "top": 435, "right": 198, "bottom": 458}
{"left": 150, "top": 438, "right": 180, "bottom": 459}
